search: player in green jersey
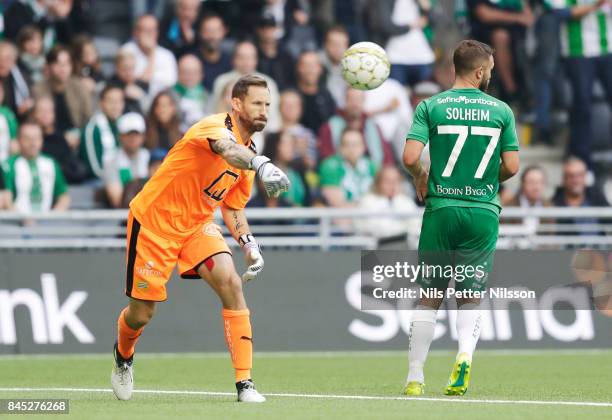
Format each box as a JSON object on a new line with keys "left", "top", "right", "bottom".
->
{"left": 401, "top": 40, "right": 520, "bottom": 397}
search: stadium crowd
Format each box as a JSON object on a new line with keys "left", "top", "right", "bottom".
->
{"left": 0, "top": 0, "right": 609, "bottom": 236}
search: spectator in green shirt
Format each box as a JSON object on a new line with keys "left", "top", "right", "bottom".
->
{"left": 319, "top": 128, "right": 376, "bottom": 207}
{"left": 81, "top": 84, "right": 125, "bottom": 179}
{"left": 173, "top": 54, "right": 209, "bottom": 132}
{"left": 104, "top": 112, "right": 150, "bottom": 208}
{"left": 2, "top": 122, "right": 70, "bottom": 213}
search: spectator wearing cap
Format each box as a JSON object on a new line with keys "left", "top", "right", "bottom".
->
{"left": 104, "top": 112, "right": 150, "bottom": 209}
{"left": 173, "top": 54, "right": 209, "bottom": 132}
{"left": 80, "top": 85, "right": 124, "bottom": 180}
{"left": 255, "top": 15, "right": 295, "bottom": 91}
{"left": 160, "top": 0, "right": 201, "bottom": 56}
{"left": 319, "top": 25, "right": 350, "bottom": 108}
{"left": 120, "top": 148, "right": 166, "bottom": 208}
{"left": 211, "top": 40, "right": 281, "bottom": 132}
{"left": 294, "top": 50, "right": 336, "bottom": 134}
{"left": 2, "top": 122, "right": 70, "bottom": 213}
{"left": 186, "top": 13, "right": 233, "bottom": 91}
{"left": 318, "top": 88, "right": 394, "bottom": 170}
{"left": 121, "top": 14, "right": 178, "bottom": 98}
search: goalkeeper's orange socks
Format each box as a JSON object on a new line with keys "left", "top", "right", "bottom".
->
{"left": 222, "top": 308, "right": 253, "bottom": 382}
{"left": 117, "top": 307, "right": 144, "bottom": 359}
{"left": 117, "top": 306, "right": 253, "bottom": 381}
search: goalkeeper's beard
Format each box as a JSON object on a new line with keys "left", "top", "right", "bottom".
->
{"left": 240, "top": 115, "right": 267, "bottom": 134}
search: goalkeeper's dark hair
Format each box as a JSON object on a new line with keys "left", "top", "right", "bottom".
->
{"left": 231, "top": 74, "right": 268, "bottom": 100}
{"left": 453, "top": 40, "right": 494, "bottom": 76}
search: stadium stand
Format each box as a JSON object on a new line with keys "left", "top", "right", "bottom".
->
{"left": 0, "top": 0, "right": 609, "bottom": 250}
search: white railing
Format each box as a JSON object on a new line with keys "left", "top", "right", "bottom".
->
{"left": 0, "top": 207, "right": 610, "bottom": 250}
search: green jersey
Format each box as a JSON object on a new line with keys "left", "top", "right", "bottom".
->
{"left": 407, "top": 88, "right": 519, "bottom": 214}
{"left": 319, "top": 154, "right": 376, "bottom": 203}
{"left": 81, "top": 112, "right": 120, "bottom": 179}
{"left": 2, "top": 154, "right": 68, "bottom": 213}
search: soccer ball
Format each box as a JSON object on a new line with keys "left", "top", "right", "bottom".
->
{"left": 341, "top": 42, "right": 390, "bottom": 91}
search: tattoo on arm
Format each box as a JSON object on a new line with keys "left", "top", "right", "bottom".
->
{"left": 222, "top": 206, "right": 251, "bottom": 243}
{"left": 209, "top": 138, "right": 255, "bottom": 170}
{"left": 232, "top": 210, "right": 244, "bottom": 232}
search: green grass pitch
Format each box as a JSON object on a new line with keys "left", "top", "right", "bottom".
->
{"left": 0, "top": 350, "right": 610, "bottom": 419}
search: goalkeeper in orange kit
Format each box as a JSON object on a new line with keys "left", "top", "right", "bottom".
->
{"left": 110, "top": 74, "right": 290, "bottom": 403}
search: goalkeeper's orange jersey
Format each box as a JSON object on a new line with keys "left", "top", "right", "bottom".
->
{"left": 130, "top": 113, "right": 256, "bottom": 241}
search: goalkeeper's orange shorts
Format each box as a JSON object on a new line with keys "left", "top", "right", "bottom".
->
{"left": 124, "top": 211, "right": 231, "bottom": 301}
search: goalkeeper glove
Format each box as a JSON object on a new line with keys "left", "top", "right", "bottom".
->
{"left": 250, "top": 156, "right": 290, "bottom": 198}
{"left": 239, "top": 234, "right": 264, "bottom": 282}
